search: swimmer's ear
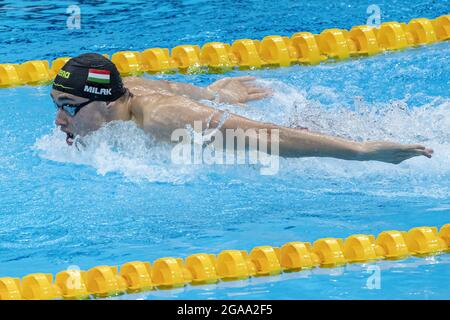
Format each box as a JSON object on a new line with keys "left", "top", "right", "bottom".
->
{"left": 103, "top": 101, "right": 116, "bottom": 116}
{"left": 105, "top": 101, "right": 115, "bottom": 109}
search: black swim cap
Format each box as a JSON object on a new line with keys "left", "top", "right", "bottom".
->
{"left": 52, "top": 53, "right": 126, "bottom": 101}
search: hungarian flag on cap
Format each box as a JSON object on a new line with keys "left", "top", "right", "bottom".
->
{"left": 87, "top": 68, "right": 110, "bottom": 84}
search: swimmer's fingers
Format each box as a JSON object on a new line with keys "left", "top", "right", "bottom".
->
{"left": 408, "top": 144, "right": 426, "bottom": 150}
{"left": 247, "top": 86, "right": 272, "bottom": 95}
{"left": 235, "top": 92, "right": 269, "bottom": 106}
{"left": 247, "top": 92, "right": 271, "bottom": 101}
{"left": 364, "top": 141, "right": 433, "bottom": 164}
{"left": 424, "top": 150, "right": 433, "bottom": 158}
{"left": 218, "top": 76, "right": 256, "bottom": 84}
{"left": 416, "top": 147, "right": 434, "bottom": 158}
{"left": 210, "top": 77, "right": 236, "bottom": 86}
{"left": 236, "top": 76, "right": 257, "bottom": 82}
{"left": 403, "top": 144, "right": 434, "bottom": 158}
{"left": 211, "top": 76, "right": 257, "bottom": 88}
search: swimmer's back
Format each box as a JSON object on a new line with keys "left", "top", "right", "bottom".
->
{"left": 124, "top": 77, "right": 174, "bottom": 97}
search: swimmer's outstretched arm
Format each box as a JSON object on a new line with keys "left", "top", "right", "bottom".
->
{"left": 139, "top": 95, "right": 433, "bottom": 164}
{"left": 220, "top": 113, "right": 433, "bottom": 164}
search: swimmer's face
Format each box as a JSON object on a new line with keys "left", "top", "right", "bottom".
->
{"left": 51, "top": 89, "right": 110, "bottom": 145}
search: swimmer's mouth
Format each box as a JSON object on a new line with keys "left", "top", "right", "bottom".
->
{"left": 66, "top": 132, "right": 74, "bottom": 146}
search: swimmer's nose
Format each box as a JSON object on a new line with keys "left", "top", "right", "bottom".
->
{"left": 55, "top": 109, "right": 69, "bottom": 126}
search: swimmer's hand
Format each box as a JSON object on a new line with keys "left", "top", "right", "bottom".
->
{"left": 360, "top": 141, "right": 434, "bottom": 164}
{"left": 206, "top": 76, "right": 272, "bottom": 106}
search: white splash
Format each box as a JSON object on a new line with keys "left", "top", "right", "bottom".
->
{"left": 33, "top": 121, "right": 201, "bottom": 184}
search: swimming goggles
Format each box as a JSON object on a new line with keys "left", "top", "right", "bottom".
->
{"left": 54, "top": 100, "right": 93, "bottom": 117}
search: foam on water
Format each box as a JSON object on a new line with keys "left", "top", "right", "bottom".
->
{"left": 33, "top": 121, "right": 202, "bottom": 184}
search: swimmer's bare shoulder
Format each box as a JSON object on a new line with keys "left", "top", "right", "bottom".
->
{"left": 129, "top": 92, "right": 209, "bottom": 140}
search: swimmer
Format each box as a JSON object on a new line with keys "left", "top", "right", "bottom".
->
{"left": 51, "top": 53, "right": 433, "bottom": 164}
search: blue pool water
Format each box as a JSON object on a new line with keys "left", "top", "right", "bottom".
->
{"left": 1, "top": 1, "right": 449, "bottom": 299}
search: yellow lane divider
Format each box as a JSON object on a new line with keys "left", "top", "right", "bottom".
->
{"left": 0, "top": 15, "right": 448, "bottom": 88}
{"left": 0, "top": 224, "right": 449, "bottom": 300}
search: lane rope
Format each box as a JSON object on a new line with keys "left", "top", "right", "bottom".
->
{"left": 0, "top": 15, "right": 448, "bottom": 88}
{"left": 0, "top": 224, "right": 448, "bottom": 299}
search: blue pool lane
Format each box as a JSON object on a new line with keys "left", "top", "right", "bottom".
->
{"left": 0, "top": 0, "right": 449, "bottom": 299}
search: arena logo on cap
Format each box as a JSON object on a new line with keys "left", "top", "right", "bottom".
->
{"left": 87, "top": 68, "right": 110, "bottom": 84}
{"left": 58, "top": 69, "right": 71, "bottom": 79}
